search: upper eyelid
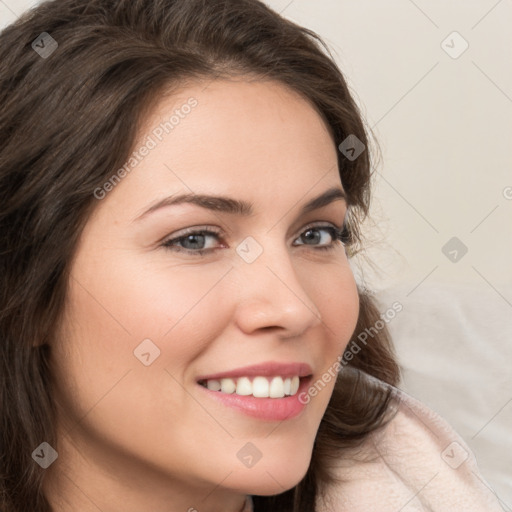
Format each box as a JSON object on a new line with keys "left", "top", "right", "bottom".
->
{"left": 168, "top": 221, "right": 344, "bottom": 238}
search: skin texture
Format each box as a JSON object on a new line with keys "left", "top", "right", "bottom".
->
{"left": 44, "top": 77, "right": 360, "bottom": 512}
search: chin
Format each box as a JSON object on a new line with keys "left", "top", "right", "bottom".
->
{"left": 227, "top": 452, "right": 312, "bottom": 497}
{"left": 250, "top": 467, "right": 309, "bottom": 496}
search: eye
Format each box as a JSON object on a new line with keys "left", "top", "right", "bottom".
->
{"left": 161, "top": 227, "right": 223, "bottom": 255}
{"left": 161, "top": 223, "right": 349, "bottom": 257}
{"left": 294, "top": 224, "right": 348, "bottom": 251}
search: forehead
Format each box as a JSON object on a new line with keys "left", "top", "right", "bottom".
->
{"left": 136, "top": 77, "right": 337, "bottom": 173}
{"left": 95, "top": 78, "right": 342, "bottom": 219}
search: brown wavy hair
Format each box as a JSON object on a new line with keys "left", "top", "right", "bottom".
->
{"left": 0, "top": 0, "right": 400, "bottom": 510}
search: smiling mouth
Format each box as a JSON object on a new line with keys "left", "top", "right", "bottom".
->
{"left": 198, "top": 375, "right": 308, "bottom": 398}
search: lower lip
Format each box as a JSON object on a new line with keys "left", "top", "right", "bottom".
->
{"left": 197, "top": 377, "right": 312, "bottom": 421}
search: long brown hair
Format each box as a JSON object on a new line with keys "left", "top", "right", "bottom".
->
{"left": 0, "top": 1, "right": 400, "bottom": 510}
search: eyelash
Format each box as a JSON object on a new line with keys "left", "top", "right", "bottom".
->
{"left": 161, "top": 223, "right": 350, "bottom": 257}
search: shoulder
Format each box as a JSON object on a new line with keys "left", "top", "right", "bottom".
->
{"left": 315, "top": 389, "right": 503, "bottom": 512}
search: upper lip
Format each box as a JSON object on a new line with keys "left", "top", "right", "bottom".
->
{"left": 196, "top": 362, "right": 313, "bottom": 382}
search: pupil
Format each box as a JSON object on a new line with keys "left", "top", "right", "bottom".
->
{"left": 184, "top": 234, "right": 204, "bottom": 249}
{"left": 303, "top": 229, "right": 319, "bottom": 244}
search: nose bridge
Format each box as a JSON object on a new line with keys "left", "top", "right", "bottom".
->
{"left": 233, "top": 235, "right": 322, "bottom": 334}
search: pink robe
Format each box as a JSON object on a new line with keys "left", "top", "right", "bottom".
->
{"left": 244, "top": 387, "right": 503, "bottom": 510}
{"left": 314, "top": 388, "right": 504, "bottom": 511}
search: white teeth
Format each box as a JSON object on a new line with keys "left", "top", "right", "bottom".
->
{"left": 269, "top": 376, "right": 285, "bottom": 398}
{"left": 220, "top": 378, "right": 236, "bottom": 394}
{"left": 283, "top": 377, "right": 291, "bottom": 395}
{"left": 207, "top": 379, "right": 221, "bottom": 391}
{"left": 252, "top": 376, "right": 270, "bottom": 397}
{"left": 290, "top": 376, "right": 300, "bottom": 395}
{"left": 202, "top": 375, "right": 302, "bottom": 398}
{"left": 236, "top": 377, "right": 252, "bottom": 396}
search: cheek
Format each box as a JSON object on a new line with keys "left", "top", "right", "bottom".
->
{"left": 291, "top": 260, "right": 359, "bottom": 408}
{"left": 52, "top": 255, "right": 236, "bottom": 417}
{"left": 308, "top": 261, "right": 360, "bottom": 353}
{"left": 51, "top": 268, "right": 236, "bottom": 475}
{"left": 66, "top": 247, "right": 234, "bottom": 352}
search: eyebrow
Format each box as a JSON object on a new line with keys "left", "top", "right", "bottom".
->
{"left": 132, "top": 186, "right": 346, "bottom": 222}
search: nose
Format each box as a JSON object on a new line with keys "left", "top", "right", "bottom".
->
{"left": 232, "top": 242, "right": 323, "bottom": 338}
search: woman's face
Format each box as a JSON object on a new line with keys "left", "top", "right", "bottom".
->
{"left": 49, "top": 77, "right": 359, "bottom": 511}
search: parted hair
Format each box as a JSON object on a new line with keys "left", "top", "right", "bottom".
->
{"left": 0, "top": 1, "right": 400, "bottom": 510}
